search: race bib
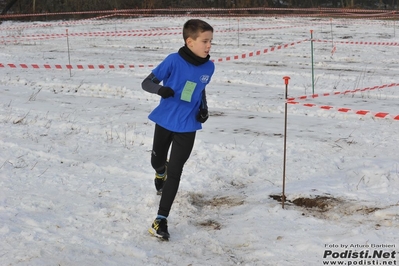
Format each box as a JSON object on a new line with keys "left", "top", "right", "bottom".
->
{"left": 181, "top": 81, "right": 197, "bottom": 102}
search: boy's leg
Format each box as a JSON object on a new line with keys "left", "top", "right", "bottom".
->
{"left": 151, "top": 124, "right": 173, "bottom": 173}
{"left": 157, "top": 131, "right": 196, "bottom": 217}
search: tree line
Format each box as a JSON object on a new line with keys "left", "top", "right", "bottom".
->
{"left": 1, "top": 0, "right": 397, "bottom": 16}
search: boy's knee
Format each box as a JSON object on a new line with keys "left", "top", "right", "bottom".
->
{"left": 152, "top": 161, "right": 166, "bottom": 173}
{"left": 166, "top": 166, "right": 183, "bottom": 180}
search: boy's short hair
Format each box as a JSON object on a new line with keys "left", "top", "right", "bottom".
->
{"left": 183, "top": 19, "right": 213, "bottom": 43}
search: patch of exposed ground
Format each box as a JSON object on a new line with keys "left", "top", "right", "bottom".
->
{"left": 188, "top": 193, "right": 245, "bottom": 230}
{"left": 189, "top": 193, "right": 245, "bottom": 208}
{"left": 268, "top": 194, "right": 397, "bottom": 227}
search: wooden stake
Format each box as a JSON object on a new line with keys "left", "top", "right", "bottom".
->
{"left": 282, "top": 76, "right": 290, "bottom": 209}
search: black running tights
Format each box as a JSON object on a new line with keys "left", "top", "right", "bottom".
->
{"left": 151, "top": 124, "right": 196, "bottom": 217}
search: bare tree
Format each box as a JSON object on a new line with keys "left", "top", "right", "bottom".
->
{"left": 1, "top": 0, "right": 18, "bottom": 15}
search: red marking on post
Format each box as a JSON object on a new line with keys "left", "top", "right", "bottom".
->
{"left": 283, "top": 76, "right": 290, "bottom": 85}
{"left": 338, "top": 108, "right": 351, "bottom": 112}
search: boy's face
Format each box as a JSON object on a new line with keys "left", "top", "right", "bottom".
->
{"left": 186, "top": 30, "right": 213, "bottom": 58}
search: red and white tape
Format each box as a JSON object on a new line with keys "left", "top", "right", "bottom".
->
{"left": 316, "top": 39, "right": 399, "bottom": 46}
{"left": 0, "top": 25, "right": 298, "bottom": 44}
{"left": 0, "top": 14, "right": 120, "bottom": 32}
{"left": 287, "top": 101, "right": 399, "bottom": 120}
{"left": 0, "top": 63, "right": 155, "bottom": 69}
{"left": 0, "top": 39, "right": 304, "bottom": 70}
{"left": 287, "top": 83, "right": 399, "bottom": 102}
{"left": 214, "top": 40, "right": 305, "bottom": 63}
{"left": 0, "top": 7, "right": 397, "bottom": 19}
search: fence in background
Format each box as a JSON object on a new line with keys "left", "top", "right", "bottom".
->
{"left": 1, "top": 7, "right": 399, "bottom": 21}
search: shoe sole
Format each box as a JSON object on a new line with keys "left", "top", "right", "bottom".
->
{"left": 148, "top": 228, "right": 169, "bottom": 241}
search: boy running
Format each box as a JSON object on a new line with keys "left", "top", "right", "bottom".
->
{"left": 141, "top": 19, "right": 214, "bottom": 240}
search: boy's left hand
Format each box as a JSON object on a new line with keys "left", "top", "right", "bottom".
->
{"left": 196, "top": 109, "right": 209, "bottom": 123}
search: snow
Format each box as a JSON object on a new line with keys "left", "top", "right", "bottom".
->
{"left": 1, "top": 16, "right": 399, "bottom": 265}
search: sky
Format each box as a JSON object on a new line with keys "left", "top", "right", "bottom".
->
{"left": 0, "top": 15, "right": 399, "bottom": 266}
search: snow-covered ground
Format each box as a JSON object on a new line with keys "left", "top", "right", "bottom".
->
{"left": 1, "top": 16, "right": 398, "bottom": 265}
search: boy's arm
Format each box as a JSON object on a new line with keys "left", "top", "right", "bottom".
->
{"left": 141, "top": 73, "right": 162, "bottom": 94}
{"left": 201, "top": 89, "right": 208, "bottom": 110}
{"left": 141, "top": 73, "right": 174, "bottom": 98}
{"left": 197, "top": 89, "right": 209, "bottom": 123}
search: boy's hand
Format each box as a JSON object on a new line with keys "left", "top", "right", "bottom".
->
{"left": 158, "top": 86, "right": 175, "bottom": 98}
{"left": 196, "top": 108, "right": 209, "bottom": 123}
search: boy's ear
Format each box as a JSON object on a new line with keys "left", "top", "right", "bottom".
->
{"left": 186, "top": 37, "right": 194, "bottom": 47}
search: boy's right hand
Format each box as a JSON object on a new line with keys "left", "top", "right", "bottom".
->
{"left": 158, "top": 87, "right": 175, "bottom": 98}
